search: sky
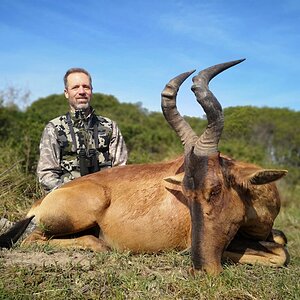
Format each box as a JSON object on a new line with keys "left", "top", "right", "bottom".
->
{"left": 0, "top": 0, "right": 299, "bottom": 117}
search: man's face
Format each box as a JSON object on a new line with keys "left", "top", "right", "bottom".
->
{"left": 64, "top": 72, "right": 93, "bottom": 112}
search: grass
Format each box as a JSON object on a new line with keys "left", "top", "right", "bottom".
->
{"left": 1, "top": 248, "right": 300, "bottom": 300}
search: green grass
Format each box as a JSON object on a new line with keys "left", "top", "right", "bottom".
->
{"left": 0, "top": 248, "right": 299, "bottom": 299}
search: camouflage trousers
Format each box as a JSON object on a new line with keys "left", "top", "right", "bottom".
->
{"left": 0, "top": 217, "right": 14, "bottom": 234}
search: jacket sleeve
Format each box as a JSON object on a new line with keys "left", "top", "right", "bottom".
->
{"left": 36, "top": 122, "right": 64, "bottom": 193}
{"left": 109, "top": 121, "right": 128, "bottom": 166}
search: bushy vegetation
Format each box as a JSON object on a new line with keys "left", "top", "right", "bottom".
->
{"left": 0, "top": 91, "right": 299, "bottom": 299}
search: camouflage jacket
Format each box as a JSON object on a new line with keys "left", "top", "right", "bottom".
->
{"left": 37, "top": 109, "right": 128, "bottom": 193}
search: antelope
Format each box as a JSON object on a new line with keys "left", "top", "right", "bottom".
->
{"left": 0, "top": 59, "right": 289, "bottom": 275}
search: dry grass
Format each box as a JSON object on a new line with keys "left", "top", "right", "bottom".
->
{"left": 0, "top": 147, "right": 41, "bottom": 220}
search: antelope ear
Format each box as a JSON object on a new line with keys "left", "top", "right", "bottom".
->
{"left": 249, "top": 169, "right": 288, "bottom": 185}
{"left": 163, "top": 173, "right": 184, "bottom": 185}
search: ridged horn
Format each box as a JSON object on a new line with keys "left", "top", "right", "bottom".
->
{"left": 191, "top": 59, "right": 245, "bottom": 156}
{"left": 161, "top": 70, "right": 197, "bottom": 151}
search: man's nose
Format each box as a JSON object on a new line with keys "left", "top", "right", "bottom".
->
{"left": 78, "top": 86, "right": 85, "bottom": 94}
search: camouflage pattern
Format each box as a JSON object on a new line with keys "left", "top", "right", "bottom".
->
{"left": 37, "top": 108, "right": 127, "bottom": 193}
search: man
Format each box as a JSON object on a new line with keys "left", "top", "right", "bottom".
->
{"left": 37, "top": 67, "right": 128, "bottom": 193}
{"left": 0, "top": 68, "right": 128, "bottom": 237}
{"left": 0, "top": 68, "right": 127, "bottom": 238}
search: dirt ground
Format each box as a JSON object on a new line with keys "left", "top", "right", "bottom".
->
{"left": 0, "top": 249, "right": 94, "bottom": 267}
{"left": 0, "top": 218, "right": 100, "bottom": 268}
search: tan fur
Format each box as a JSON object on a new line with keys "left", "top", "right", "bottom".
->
{"left": 21, "top": 154, "right": 288, "bottom": 275}
{"left": 26, "top": 157, "right": 191, "bottom": 252}
{"left": 224, "top": 238, "right": 290, "bottom": 267}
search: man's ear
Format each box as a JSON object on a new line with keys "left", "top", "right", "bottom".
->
{"left": 163, "top": 173, "right": 184, "bottom": 185}
{"left": 64, "top": 88, "right": 69, "bottom": 99}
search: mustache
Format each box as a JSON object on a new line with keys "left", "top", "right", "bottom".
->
{"left": 76, "top": 97, "right": 89, "bottom": 100}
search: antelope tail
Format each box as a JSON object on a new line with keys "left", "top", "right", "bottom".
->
{"left": 0, "top": 216, "right": 34, "bottom": 249}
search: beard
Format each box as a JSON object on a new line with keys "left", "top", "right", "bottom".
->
{"left": 75, "top": 102, "right": 90, "bottom": 110}
{"left": 71, "top": 97, "right": 91, "bottom": 111}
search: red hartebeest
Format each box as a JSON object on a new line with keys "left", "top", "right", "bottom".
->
{"left": 0, "top": 59, "right": 289, "bottom": 275}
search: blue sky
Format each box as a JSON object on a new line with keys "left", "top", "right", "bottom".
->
{"left": 0, "top": 0, "right": 299, "bottom": 117}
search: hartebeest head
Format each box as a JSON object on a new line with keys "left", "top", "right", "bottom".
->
{"left": 161, "top": 60, "right": 287, "bottom": 275}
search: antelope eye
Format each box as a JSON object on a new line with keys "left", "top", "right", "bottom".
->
{"left": 209, "top": 185, "right": 222, "bottom": 200}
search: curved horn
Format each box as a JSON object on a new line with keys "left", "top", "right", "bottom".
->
{"left": 191, "top": 59, "right": 245, "bottom": 156}
{"left": 161, "top": 70, "right": 197, "bottom": 151}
